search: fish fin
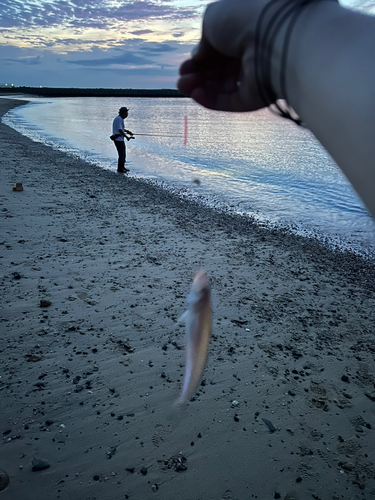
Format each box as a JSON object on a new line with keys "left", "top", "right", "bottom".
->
{"left": 177, "top": 311, "right": 189, "bottom": 324}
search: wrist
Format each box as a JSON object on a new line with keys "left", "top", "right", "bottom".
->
{"left": 256, "top": 0, "right": 340, "bottom": 104}
{"left": 275, "top": 1, "right": 341, "bottom": 105}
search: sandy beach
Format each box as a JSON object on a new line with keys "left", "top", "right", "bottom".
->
{"left": 1, "top": 97, "right": 375, "bottom": 500}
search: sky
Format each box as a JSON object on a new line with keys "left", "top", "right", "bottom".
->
{"left": 0, "top": 0, "right": 374, "bottom": 89}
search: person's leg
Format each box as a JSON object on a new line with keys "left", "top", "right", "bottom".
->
{"left": 114, "top": 141, "right": 128, "bottom": 172}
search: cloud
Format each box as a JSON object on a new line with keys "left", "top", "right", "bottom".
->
{"left": 138, "top": 42, "right": 176, "bottom": 54}
{"left": 0, "top": 0, "right": 198, "bottom": 29}
{"left": 130, "top": 29, "right": 153, "bottom": 35}
{"left": 4, "top": 55, "right": 42, "bottom": 65}
{"left": 66, "top": 51, "right": 156, "bottom": 66}
{"left": 0, "top": 0, "right": 203, "bottom": 88}
{"left": 340, "top": 0, "right": 375, "bottom": 12}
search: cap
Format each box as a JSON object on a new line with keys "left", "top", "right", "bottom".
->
{"left": 119, "top": 107, "right": 129, "bottom": 113}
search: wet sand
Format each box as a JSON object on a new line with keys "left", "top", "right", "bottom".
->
{"left": 1, "top": 98, "right": 375, "bottom": 500}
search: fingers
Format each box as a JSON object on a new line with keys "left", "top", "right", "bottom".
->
{"left": 177, "top": 0, "right": 265, "bottom": 112}
{"left": 190, "top": 86, "right": 254, "bottom": 112}
{"left": 177, "top": 72, "right": 202, "bottom": 96}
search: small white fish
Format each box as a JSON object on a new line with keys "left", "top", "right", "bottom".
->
{"left": 177, "top": 270, "right": 212, "bottom": 405}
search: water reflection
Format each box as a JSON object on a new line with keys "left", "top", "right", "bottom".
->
{"left": 3, "top": 96, "right": 374, "bottom": 256}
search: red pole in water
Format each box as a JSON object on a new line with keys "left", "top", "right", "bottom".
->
{"left": 184, "top": 115, "right": 188, "bottom": 146}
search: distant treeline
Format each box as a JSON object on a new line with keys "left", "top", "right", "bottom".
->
{"left": 0, "top": 87, "right": 187, "bottom": 98}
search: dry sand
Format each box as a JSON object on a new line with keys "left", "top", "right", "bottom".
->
{"left": 1, "top": 98, "right": 375, "bottom": 500}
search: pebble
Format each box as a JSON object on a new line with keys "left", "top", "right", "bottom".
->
{"left": 32, "top": 458, "right": 50, "bottom": 472}
{"left": 140, "top": 467, "right": 148, "bottom": 476}
{"left": 39, "top": 300, "right": 52, "bottom": 308}
{"left": 262, "top": 418, "right": 277, "bottom": 433}
{"left": 0, "top": 470, "right": 10, "bottom": 491}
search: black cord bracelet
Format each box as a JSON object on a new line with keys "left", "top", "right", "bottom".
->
{"left": 255, "top": 0, "right": 337, "bottom": 126}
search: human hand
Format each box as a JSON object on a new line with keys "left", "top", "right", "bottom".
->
{"left": 178, "top": 0, "right": 281, "bottom": 112}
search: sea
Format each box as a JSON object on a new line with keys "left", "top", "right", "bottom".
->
{"left": 2, "top": 96, "right": 375, "bottom": 258}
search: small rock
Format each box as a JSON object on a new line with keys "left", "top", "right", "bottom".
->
{"left": 140, "top": 467, "right": 148, "bottom": 476}
{"left": 33, "top": 382, "right": 45, "bottom": 389}
{"left": 175, "top": 463, "right": 187, "bottom": 472}
{"left": 339, "top": 461, "right": 355, "bottom": 471}
{"left": 13, "top": 182, "right": 23, "bottom": 192}
{"left": 25, "top": 353, "right": 43, "bottom": 362}
{"left": 262, "top": 418, "right": 277, "bottom": 433}
{"left": 151, "top": 484, "right": 159, "bottom": 492}
{"left": 365, "top": 392, "right": 375, "bottom": 402}
{"left": 40, "top": 300, "right": 52, "bottom": 308}
{"left": 341, "top": 375, "right": 350, "bottom": 383}
{"left": 0, "top": 470, "right": 10, "bottom": 491}
{"left": 284, "top": 491, "right": 299, "bottom": 500}
{"left": 32, "top": 458, "right": 50, "bottom": 472}
{"left": 106, "top": 447, "right": 116, "bottom": 459}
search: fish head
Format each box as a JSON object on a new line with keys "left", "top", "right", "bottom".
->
{"left": 186, "top": 270, "right": 210, "bottom": 311}
{"left": 191, "top": 270, "right": 208, "bottom": 293}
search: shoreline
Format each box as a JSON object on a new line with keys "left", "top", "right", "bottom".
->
{"left": 0, "top": 88, "right": 186, "bottom": 98}
{"left": 1, "top": 97, "right": 375, "bottom": 500}
{"left": 4, "top": 95, "right": 375, "bottom": 261}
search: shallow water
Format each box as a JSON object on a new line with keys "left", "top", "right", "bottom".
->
{"left": 2, "top": 96, "right": 375, "bottom": 257}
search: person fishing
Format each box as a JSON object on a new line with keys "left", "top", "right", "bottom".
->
{"left": 111, "top": 107, "right": 135, "bottom": 173}
{"left": 177, "top": 0, "right": 375, "bottom": 218}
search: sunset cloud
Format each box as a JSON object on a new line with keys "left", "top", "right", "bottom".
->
{"left": 0, "top": 0, "right": 198, "bottom": 29}
{"left": 1, "top": 0, "right": 370, "bottom": 88}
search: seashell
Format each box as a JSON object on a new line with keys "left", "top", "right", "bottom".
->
{"left": 0, "top": 469, "right": 10, "bottom": 491}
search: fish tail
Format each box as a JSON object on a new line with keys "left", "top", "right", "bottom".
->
{"left": 177, "top": 310, "right": 189, "bottom": 323}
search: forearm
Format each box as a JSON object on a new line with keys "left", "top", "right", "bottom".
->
{"left": 283, "top": 2, "right": 375, "bottom": 216}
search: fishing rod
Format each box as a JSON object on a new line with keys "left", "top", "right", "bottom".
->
{"left": 132, "top": 133, "right": 183, "bottom": 138}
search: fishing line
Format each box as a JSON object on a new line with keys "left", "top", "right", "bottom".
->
{"left": 132, "top": 133, "right": 183, "bottom": 138}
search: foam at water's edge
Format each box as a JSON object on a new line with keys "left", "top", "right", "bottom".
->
{"left": 2, "top": 104, "right": 375, "bottom": 261}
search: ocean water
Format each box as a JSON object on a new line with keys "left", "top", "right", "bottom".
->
{"left": 2, "top": 96, "right": 375, "bottom": 257}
